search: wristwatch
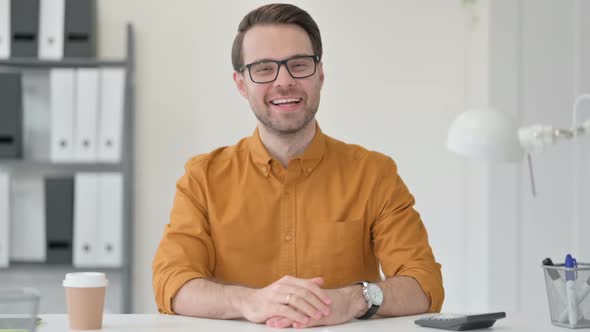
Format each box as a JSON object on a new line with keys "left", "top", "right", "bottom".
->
{"left": 357, "top": 281, "right": 383, "bottom": 320}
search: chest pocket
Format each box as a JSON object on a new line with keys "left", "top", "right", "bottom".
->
{"left": 300, "top": 218, "right": 366, "bottom": 286}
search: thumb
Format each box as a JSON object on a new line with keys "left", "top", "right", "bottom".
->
{"left": 266, "top": 316, "right": 281, "bottom": 324}
{"left": 309, "top": 277, "right": 324, "bottom": 286}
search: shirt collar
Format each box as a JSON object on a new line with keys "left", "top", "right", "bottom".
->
{"left": 248, "top": 123, "right": 327, "bottom": 176}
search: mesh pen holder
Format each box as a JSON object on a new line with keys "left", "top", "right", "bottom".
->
{"left": 0, "top": 288, "right": 40, "bottom": 332}
{"left": 543, "top": 263, "right": 590, "bottom": 328}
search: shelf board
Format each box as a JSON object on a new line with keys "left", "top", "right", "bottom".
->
{"left": 0, "top": 159, "right": 123, "bottom": 172}
{"left": 2, "top": 262, "right": 127, "bottom": 272}
{"left": 0, "top": 58, "right": 127, "bottom": 68}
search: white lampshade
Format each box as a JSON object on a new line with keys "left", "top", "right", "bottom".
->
{"left": 447, "top": 108, "right": 523, "bottom": 162}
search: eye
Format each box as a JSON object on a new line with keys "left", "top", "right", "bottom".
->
{"left": 291, "top": 62, "right": 308, "bottom": 68}
{"left": 253, "top": 64, "right": 275, "bottom": 74}
{"left": 288, "top": 59, "right": 313, "bottom": 72}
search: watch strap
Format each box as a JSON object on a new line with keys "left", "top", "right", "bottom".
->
{"left": 358, "top": 303, "right": 380, "bottom": 320}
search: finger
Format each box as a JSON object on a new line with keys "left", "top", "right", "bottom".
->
{"left": 276, "top": 276, "right": 332, "bottom": 312}
{"left": 282, "top": 286, "right": 330, "bottom": 316}
{"left": 278, "top": 288, "right": 329, "bottom": 318}
{"left": 307, "top": 277, "right": 333, "bottom": 307}
{"left": 307, "top": 277, "right": 331, "bottom": 304}
{"left": 266, "top": 317, "right": 291, "bottom": 328}
{"left": 286, "top": 293, "right": 324, "bottom": 320}
{"left": 276, "top": 304, "right": 310, "bottom": 325}
{"left": 293, "top": 322, "right": 309, "bottom": 329}
{"left": 292, "top": 277, "right": 333, "bottom": 305}
{"left": 265, "top": 316, "right": 282, "bottom": 325}
{"left": 310, "top": 277, "right": 324, "bottom": 286}
{"left": 274, "top": 317, "right": 295, "bottom": 328}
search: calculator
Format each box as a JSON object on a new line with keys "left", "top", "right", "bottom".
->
{"left": 414, "top": 312, "right": 506, "bottom": 331}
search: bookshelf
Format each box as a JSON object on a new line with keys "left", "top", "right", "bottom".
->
{"left": 0, "top": 23, "right": 135, "bottom": 313}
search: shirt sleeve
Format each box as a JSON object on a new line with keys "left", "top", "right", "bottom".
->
{"left": 152, "top": 158, "right": 216, "bottom": 314}
{"left": 371, "top": 157, "right": 445, "bottom": 313}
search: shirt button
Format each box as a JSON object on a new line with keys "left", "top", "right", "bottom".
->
{"left": 285, "top": 234, "right": 292, "bottom": 241}
{"left": 307, "top": 167, "right": 312, "bottom": 172}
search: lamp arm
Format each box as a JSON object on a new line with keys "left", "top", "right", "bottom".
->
{"left": 572, "top": 94, "right": 590, "bottom": 131}
{"left": 518, "top": 125, "right": 571, "bottom": 153}
{"left": 579, "top": 119, "right": 590, "bottom": 135}
{"left": 517, "top": 94, "right": 589, "bottom": 197}
{"left": 517, "top": 94, "right": 590, "bottom": 154}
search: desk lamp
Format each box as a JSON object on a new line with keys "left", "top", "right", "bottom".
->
{"left": 446, "top": 95, "right": 590, "bottom": 196}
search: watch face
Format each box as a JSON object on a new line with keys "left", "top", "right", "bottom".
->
{"left": 367, "top": 284, "right": 383, "bottom": 305}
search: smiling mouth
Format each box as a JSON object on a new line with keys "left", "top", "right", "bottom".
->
{"left": 270, "top": 98, "right": 303, "bottom": 106}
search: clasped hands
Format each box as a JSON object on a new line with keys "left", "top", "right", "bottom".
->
{"left": 240, "top": 275, "right": 364, "bottom": 329}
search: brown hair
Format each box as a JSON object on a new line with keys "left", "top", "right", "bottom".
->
{"left": 231, "top": 3, "right": 323, "bottom": 71}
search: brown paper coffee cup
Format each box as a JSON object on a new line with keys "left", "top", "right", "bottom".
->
{"left": 63, "top": 272, "right": 108, "bottom": 330}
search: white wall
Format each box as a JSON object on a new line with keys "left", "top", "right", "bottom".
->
{"left": 477, "top": 0, "right": 590, "bottom": 316}
{"left": 517, "top": 0, "right": 590, "bottom": 316}
{"left": 96, "top": 0, "right": 486, "bottom": 313}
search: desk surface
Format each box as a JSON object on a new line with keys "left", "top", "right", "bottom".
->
{"left": 36, "top": 313, "right": 565, "bottom": 331}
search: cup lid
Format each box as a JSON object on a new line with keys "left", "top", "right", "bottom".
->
{"left": 63, "top": 272, "right": 108, "bottom": 288}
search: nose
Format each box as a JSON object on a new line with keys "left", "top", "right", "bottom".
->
{"left": 273, "top": 63, "right": 296, "bottom": 87}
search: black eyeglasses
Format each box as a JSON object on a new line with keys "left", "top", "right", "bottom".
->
{"left": 238, "top": 55, "right": 320, "bottom": 84}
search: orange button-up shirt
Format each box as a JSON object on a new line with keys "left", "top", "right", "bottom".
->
{"left": 153, "top": 125, "right": 444, "bottom": 314}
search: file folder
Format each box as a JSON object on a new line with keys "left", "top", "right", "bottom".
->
{"left": 97, "top": 173, "right": 123, "bottom": 267}
{"left": 98, "top": 69, "right": 125, "bottom": 162}
{"left": 21, "top": 70, "right": 51, "bottom": 161}
{"left": 73, "top": 173, "right": 98, "bottom": 267}
{"left": 10, "top": 174, "right": 46, "bottom": 262}
{"left": 10, "top": 0, "right": 39, "bottom": 57}
{"left": 50, "top": 69, "right": 75, "bottom": 162}
{"left": 0, "top": 72, "right": 23, "bottom": 159}
{"left": 73, "top": 173, "right": 123, "bottom": 267}
{"left": 38, "top": 0, "right": 65, "bottom": 59}
{"left": 0, "top": 0, "right": 9, "bottom": 58}
{"left": 45, "top": 177, "right": 74, "bottom": 264}
{"left": 74, "top": 69, "right": 98, "bottom": 162}
{"left": 64, "top": 0, "right": 95, "bottom": 57}
{"left": 0, "top": 171, "right": 9, "bottom": 267}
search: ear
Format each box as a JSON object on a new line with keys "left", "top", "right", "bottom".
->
{"left": 233, "top": 71, "right": 248, "bottom": 98}
{"left": 317, "top": 62, "right": 325, "bottom": 89}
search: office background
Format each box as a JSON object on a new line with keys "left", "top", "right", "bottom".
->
{"left": 100, "top": 0, "right": 590, "bottom": 315}
{"left": 1, "top": 0, "right": 588, "bottom": 317}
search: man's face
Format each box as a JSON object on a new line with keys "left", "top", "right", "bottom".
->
{"left": 234, "top": 24, "right": 324, "bottom": 135}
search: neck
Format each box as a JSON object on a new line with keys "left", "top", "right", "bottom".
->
{"left": 258, "top": 119, "right": 317, "bottom": 168}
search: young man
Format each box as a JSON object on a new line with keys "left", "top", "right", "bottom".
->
{"left": 153, "top": 3, "right": 443, "bottom": 328}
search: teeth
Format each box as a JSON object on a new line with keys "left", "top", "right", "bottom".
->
{"left": 271, "top": 98, "right": 301, "bottom": 105}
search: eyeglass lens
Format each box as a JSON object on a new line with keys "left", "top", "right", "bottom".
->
{"left": 249, "top": 57, "right": 316, "bottom": 83}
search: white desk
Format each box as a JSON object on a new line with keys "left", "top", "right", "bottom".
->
{"left": 36, "top": 313, "right": 566, "bottom": 331}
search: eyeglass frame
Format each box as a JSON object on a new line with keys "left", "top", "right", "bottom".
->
{"left": 238, "top": 55, "right": 321, "bottom": 84}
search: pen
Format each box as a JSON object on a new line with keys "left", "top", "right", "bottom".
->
{"left": 565, "top": 254, "right": 579, "bottom": 326}
{"left": 543, "top": 258, "right": 568, "bottom": 305}
{"left": 544, "top": 257, "right": 585, "bottom": 323}
{"left": 560, "top": 275, "right": 590, "bottom": 323}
